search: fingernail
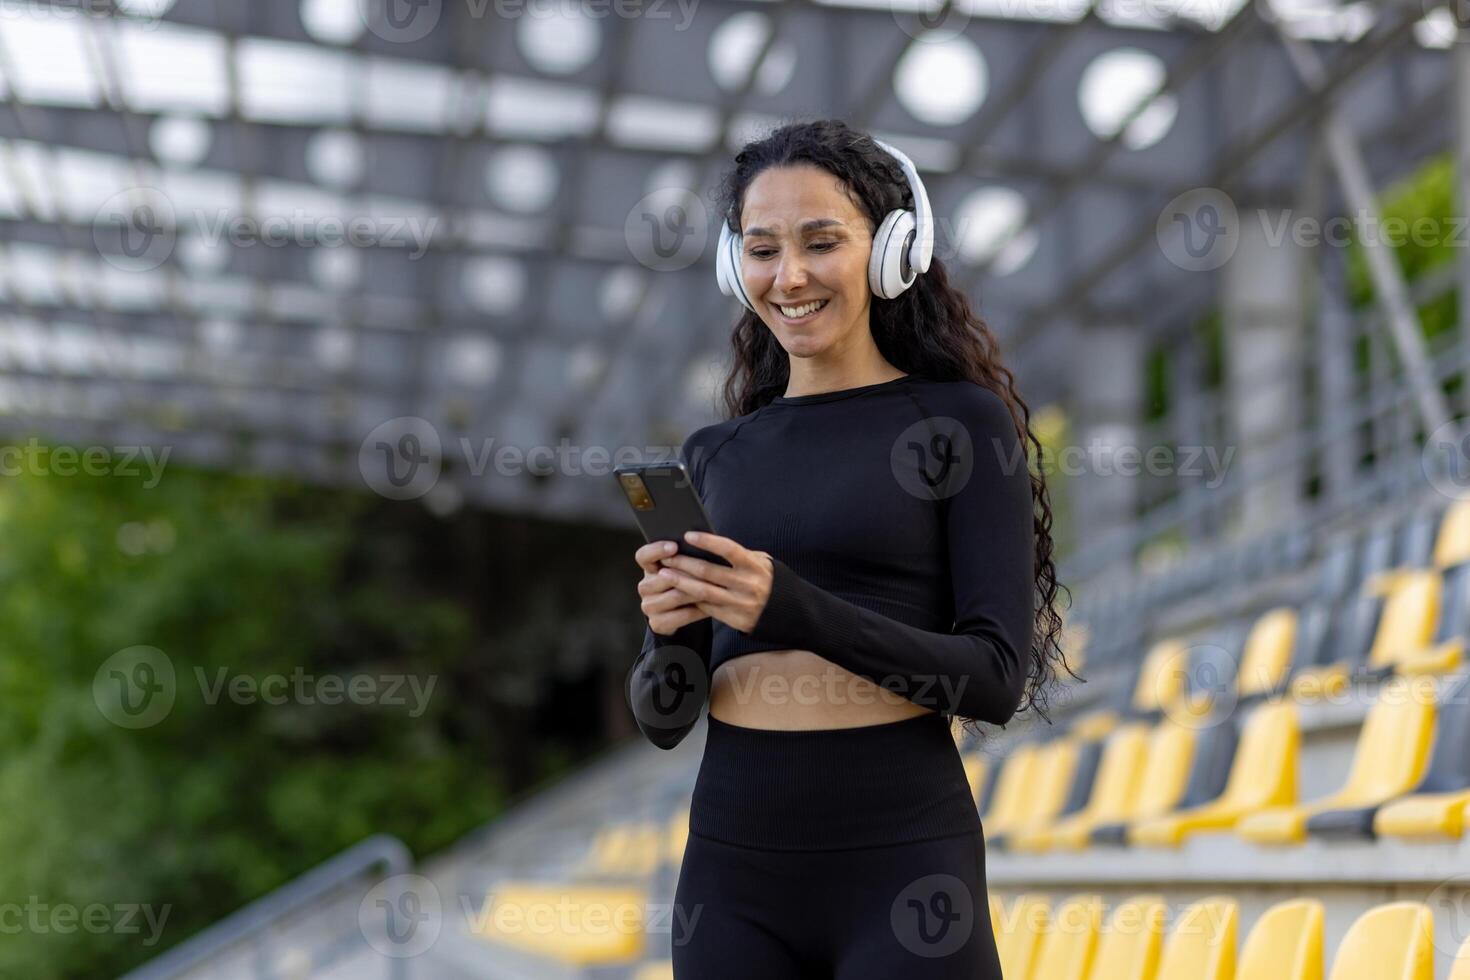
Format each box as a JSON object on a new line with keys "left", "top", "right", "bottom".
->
{"left": 663, "top": 541, "right": 676, "bottom": 552}
{"left": 685, "top": 530, "right": 699, "bottom": 541}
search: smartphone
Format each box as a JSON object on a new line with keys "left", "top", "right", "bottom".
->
{"left": 615, "top": 461, "right": 732, "bottom": 568}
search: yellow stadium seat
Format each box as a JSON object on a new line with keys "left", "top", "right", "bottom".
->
{"left": 961, "top": 751, "right": 990, "bottom": 803}
{"left": 1435, "top": 499, "right": 1470, "bottom": 569}
{"left": 1326, "top": 902, "right": 1434, "bottom": 980}
{"left": 1011, "top": 723, "right": 1149, "bottom": 852}
{"left": 1292, "top": 572, "right": 1440, "bottom": 698}
{"left": 1089, "top": 720, "right": 1198, "bottom": 846}
{"left": 983, "top": 744, "right": 1041, "bottom": 834}
{"left": 989, "top": 893, "right": 1004, "bottom": 944}
{"left": 1375, "top": 788, "right": 1470, "bottom": 839}
{"left": 1070, "top": 708, "right": 1121, "bottom": 741}
{"left": 578, "top": 821, "right": 664, "bottom": 879}
{"left": 1031, "top": 894, "right": 1103, "bottom": 980}
{"left": 1450, "top": 931, "right": 1470, "bottom": 980}
{"left": 996, "top": 893, "right": 1051, "bottom": 980}
{"left": 632, "top": 962, "right": 673, "bottom": 980}
{"left": 987, "top": 738, "right": 1081, "bottom": 842}
{"left": 473, "top": 882, "right": 645, "bottom": 965}
{"left": 665, "top": 805, "right": 690, "bottom": 866}
{"left": 1088, "top": 895, "right": 1165, "bottom": 980}
{"left": 1366, "top": 572, "right": 1443, "bottom": 673}
{"left": 1157, "top": 896, "right": 1237, "bottom": 980}
{"left": 1238, "top": 676, "right": 1435, "bottom": 845}
{"left": 1372, "top": 671, "right": 1470, "bottom": 838}
{"left": 1239, "top": 898, "right": 1324, "bottom": 980}
{"left": 1133, "top": 639, "right": 1189, "bottom": 714}
{"left": 1236, "top": 608, "right": 1298, "bottom": 699}
{"left": 1130, "top": 701, "right": 1298, "bottom": 847}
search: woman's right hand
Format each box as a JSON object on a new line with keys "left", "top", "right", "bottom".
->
{"left": 636, "top": 540, "right": 709, "bottom": 636}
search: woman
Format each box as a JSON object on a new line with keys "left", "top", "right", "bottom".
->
{"left": 628, "top": 119, "right": 1069, "bottom": 979}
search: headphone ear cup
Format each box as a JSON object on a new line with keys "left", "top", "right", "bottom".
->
{"left": 715, "top": 221, "right": 756, "bottom": 313}
{"left": 869, "top": 209, "right": 918, "bottom": 299}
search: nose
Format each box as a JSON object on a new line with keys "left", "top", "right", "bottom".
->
{"left": 772, "top": 249, "right": 808, "bottom": 295}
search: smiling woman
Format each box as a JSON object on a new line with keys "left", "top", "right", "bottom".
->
{"left": 626, "top": 118, "right": 1073, "bottom": 980}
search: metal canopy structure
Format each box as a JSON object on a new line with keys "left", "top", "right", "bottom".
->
{"left": 0, "top": 0, "right": 1459, "bottom": 529}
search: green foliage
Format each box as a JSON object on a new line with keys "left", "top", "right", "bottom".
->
{"left": 0, "top": 446, "right": 505, "bottom": 978}
{"left": 1346, "top": 153, "right": 1460, "bottom": 346}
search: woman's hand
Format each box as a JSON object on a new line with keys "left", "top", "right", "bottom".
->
{"left": 636, "top": 540, "right": 708, "bottom": 637}
{"left": 655, "top": 531, "right": 774, "bottom": 635}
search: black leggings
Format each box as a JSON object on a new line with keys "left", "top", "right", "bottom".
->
{"left": 672, "top": 712, "right": 1003, "bottom": 979}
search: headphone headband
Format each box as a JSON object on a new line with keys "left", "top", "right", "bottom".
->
{"left": 870, "top": 137, "right": 933, "bottom": 276}
{"left": 715, "top": 134, "right": 934, "bottom": 309}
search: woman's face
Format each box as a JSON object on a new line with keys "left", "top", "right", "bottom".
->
{"left": 738, "top": 164, "right": 874, "bottom": 357}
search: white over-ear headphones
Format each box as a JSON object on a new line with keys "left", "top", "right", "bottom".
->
{"left": 714, "top": 137, "right": 934, "bottom": 314}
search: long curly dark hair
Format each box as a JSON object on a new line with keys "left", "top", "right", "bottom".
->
{"left": 713, "top": 117, "right": 1074, "bottom": 737}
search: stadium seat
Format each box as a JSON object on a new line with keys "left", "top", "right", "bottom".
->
{"left": 1069, "top": 708, "right": 1121, "bottom": 740}
{"left": 983, "top": 742, "right": 1043, "bottom": 835}
{"left": 987, "top": 737, "right": 1083, "bottom": 848}
{"left": 1088, "top": 895, "right": 1165, "bottom": 980}
{"left": 1238, "top": 675, "right": 1435, "bottom": 844}
{"left": 1355, "top": 570, "right": 1442, "bottom": 679}
{"left": 632, "top": 962, "right": 673, "bottom": 980}
{"left": 1290, "top": 593, "right": 1380, "bottom": 700}
{"left": 1374, "top": 671, "right": 1470, "bottom": 839}
{"left": 1292, "top": 573, "right": 1436, "bottom": 696}
{"left": 665, "top": 804, "right": 690, "bottom": 866}
{"left": 1156, "top": 896, "right": 1237, "bottom": 980}
{"left": 1129, "top": 701, "right": 1298, "bottom": 847}
{"left": 1030, "top": 894, "right": 1103, "bottom": 980}
{"left": 473, "top": 882, "right": 646, "bottom": 965}
{"left": 1238, "top": 898, "right": 1324, "bottom": 980}
{"left": 996, "top": 893, "right": 1051, "bottom": 980}
{"left": 1234, "top": 607, "right": 1298, "bottom": 701}
{"left": 1090, "top": 719, "right": 1208, "bottom": 847}
{"left": 1435, "top": 499, "right": 1470, "bottom": 569}
{"left": 1131, "top": 638, "right": 1189, "bottom": 716}
{"left": 1325, "top": 901, "right": 1433, "bottom": 980}
{"left": 1393, "top": 563, "right": 1470, "bottom": 677}
{"left": 1365, "top": 508, "right": 1442, "bottom": 596}
{"left": 1314, "top": 530, "right": 1360, "bottom": 603}
{"left": 1011, "top": 723, "right": 1150, "bottom": 852}
{"left": 577, "top": 821, "right": 664, "bottom": 879}
{"left": 1450, "top": 931, "right": 1470, "bottom": 980}
{"left": 961, "top": 750, "right": 990, "bottom": 807}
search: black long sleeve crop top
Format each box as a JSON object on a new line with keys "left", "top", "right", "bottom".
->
{"left": 625, "top": 372, "right": 1036, "bottom": 749}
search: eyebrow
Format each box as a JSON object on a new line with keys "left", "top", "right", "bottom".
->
{"left": 743, "top": 218, "right": 847, "bottom": 238}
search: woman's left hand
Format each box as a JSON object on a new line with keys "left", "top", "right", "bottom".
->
{"left": 656, "top": 531, "right": 774, "bottom": 634}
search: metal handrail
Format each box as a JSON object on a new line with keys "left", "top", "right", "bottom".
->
{"left": 118, "top": 834, "right": 413, "bottom": 980}
{"left": 1061, "top": 260, "right": 1463, "bottom": 586}
{"left": 1062, "top": 320, "right": 1470, "bottom": 588}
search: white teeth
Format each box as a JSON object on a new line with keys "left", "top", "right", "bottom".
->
{"left": 778, "top": 299, "right": 828, "bottom": 319}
